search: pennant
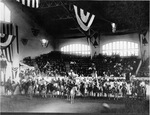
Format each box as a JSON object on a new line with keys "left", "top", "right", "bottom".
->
{"left": 73, "top": 5, "right": 95, "bottom": 31}
{"left": 21, "top": 38, "right": 28, "bottom": 45}
{"left": 31, "top": 28, "right": 39, "bottom": 36}
{"left": 142, "top": 37, "right": 148, "bottom": 45}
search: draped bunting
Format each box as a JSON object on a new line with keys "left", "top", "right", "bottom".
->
{"left": 73, "top": 5, "right": 95, "bottom": 31}
{"left": 0, "top": 34, "right": 15, "bottom": 48}
{"left": 0, "top": 22, "right": 19, "bottom": 62}
{"left": 16, "top": 0, "right": 39, "bottom": 8}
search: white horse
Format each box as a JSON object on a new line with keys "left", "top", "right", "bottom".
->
{"left": 70, "top": 86, "right": 78, "bottom": 104}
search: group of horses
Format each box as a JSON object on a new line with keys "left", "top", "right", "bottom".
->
{"left": 4, "top": 78, "right": 147, "bottom": 103}
{"left": 18, "top": 79, "right": 79, "bottom": 103}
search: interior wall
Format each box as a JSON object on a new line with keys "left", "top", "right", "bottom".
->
{"left": 5, "top": 1, "right": 149, "bottom": 61}
{"left": 54, "top": 33, "right": 147, "bottom": 59}
{"left": 54, "top": 35, "right": 101, "bottom": 57}
{"left": 54, "top": 37, "right": 88, "bottom": 51}
{"left": 5, "top": 1, "right": 54, "bottom": 63}
{"left": 100, "top": 33, "right": 144, "bottom": 58}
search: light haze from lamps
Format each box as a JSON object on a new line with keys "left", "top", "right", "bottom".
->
{"left": 41, "top": 39, "right": 48, "bottom": 44}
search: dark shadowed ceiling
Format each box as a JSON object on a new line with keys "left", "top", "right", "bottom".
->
{"left": 9, "top": 0, "right": 150, "bottom": 38}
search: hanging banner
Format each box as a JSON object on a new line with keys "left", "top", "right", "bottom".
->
{"left": 73, "top": 5, "right": 95, "bottom": 31}
{"left": 0, "top": 22, "right": 18, "bottom": 62}
{"left": 0, "top": 34, "right": 15, "bottom": 48}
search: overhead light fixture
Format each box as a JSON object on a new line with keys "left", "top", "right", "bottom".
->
{"left": 111, "top": 23, "right": 116, "bottom": 33}
{"left": 40, "top": 39, "right": 49, "bottom": 48}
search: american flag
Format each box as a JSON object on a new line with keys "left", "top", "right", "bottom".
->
{"left": 0, "top": 22, "right": 19, "bottom": 62}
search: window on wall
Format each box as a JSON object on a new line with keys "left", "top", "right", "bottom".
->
{"left": 102, "top": 41, "right": 138, "bottom": 56}
{"left": 61, "top": 44, "right": 91, "bottom": 56}
{"left": 0, "top": 2, "right": 11, "bottom": 22}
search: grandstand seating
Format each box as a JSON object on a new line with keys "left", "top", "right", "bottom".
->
{"left": 23, "top": 51, "right": 142, "bottom": 77}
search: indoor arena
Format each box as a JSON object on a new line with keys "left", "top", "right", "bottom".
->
{"left": 0, "top": 0, "right": 149, "bottom": 114}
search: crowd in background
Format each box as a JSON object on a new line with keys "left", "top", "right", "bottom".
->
{"left": 5, "top": 69, "right": 149, "bottom": 101}
{"left": 23, "top": 51, "right": 149, "bottom": 78}
{"left": 2, "top": 51, "right": 149, "bottom": 100}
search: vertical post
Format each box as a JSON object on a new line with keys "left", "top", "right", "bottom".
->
{"left": 12, "top": 66, "right": 14, "bottom": 80}
{"left": 135, "top": 60, "right": 142, "bottom": 76}
{"left": 16, "top": 25, "right": 19, "bottom": 54}
{"left": 139, "top": 33, "right": 143, "bottom": 61}
{"left": 3, "top": 68, "right": 6, "bottom": 94}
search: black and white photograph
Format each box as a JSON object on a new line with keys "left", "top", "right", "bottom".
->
{"left": 0, "top": 0, "right": 149, "bottom": 114}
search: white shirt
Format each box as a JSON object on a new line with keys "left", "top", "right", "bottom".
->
{"left": 140, "top": 81, "right": 145, "bottom": 87}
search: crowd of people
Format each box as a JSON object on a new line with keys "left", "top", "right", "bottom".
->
{"left": 4, "top": 69, "right": 149, "bottom": 102}
{"left": 3, "top": 51, "right": 149, "bottom": 103}
{"left": 23, "top": 51, "right": 146, "bottom": 78}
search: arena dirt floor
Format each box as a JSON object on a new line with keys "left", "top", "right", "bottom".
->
{"left": 0, "top": 95, "right": 149, "bottom": 114}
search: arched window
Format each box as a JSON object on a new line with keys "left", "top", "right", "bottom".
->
{"left": 102, "top": 41, "right": 138, "bottom": 56}
{"left": 61, "top": 44, "right": 91, "bottom": 56}
{"left": 0, "top": 2, "right": 11, "bottom": 22}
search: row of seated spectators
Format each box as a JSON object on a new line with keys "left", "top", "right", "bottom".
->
{"left": 23, "top": 51, "right": 141, "bottom": 77}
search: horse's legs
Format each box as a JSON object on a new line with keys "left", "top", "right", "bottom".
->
{"left": 67, "top": 94, "right": 68, "bottom": 100}
{"left": 116, "top": 93, "right": 118, "bottom": 100}
{"left": 5, "top": 88, "right": 8, "bottom": 95}
{"left": 108, "top": 93, "right": 110, "bottom": 100}
{"left": 67, "top": 93, "right": 69, "bottom": 100}
{"left": 70, "top": 96, "right": 72, "bottom": 103}
{"left": 95, "top": 92, "right": 98, "bottom": 98}
{"left": 71, "top": 95, "right": 73, "bottom": 104}
{"left": 103, "top": 90, "right": 105, "bottom": 97}
{"left": 113, "top": 92, "right": 115, "bottom": 100}
{"left": 73, "top": 95, "right": 75, "bottom": 103}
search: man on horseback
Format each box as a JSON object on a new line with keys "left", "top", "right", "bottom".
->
{"left": 5, "top": 77, "right": 12, "bottom": 95}
{"left": 103, "top": 79, "right": 111, "bottom": 99}
{"left": 27, "top": 78, "right": 34, "bottom": 99}
{"left": 112, "top": 79, "right": 119, "bottom": 100}
{"left": 138, "top": 80, "right": 146, "bottom": 100}
{"left": 121, "top": 80, "right": 127, "bottom": 98}
{"left": 70, "top": 85, "right": 78, "bottom": 104}
{"left": 66, "top": 78, "right": 78, "bottom": 104}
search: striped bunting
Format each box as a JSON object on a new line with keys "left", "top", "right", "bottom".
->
{"left": 73, "top": 5, "right": 95, "bottom": 31}
{"left": 0, "top": 22, "right": 19, "bottom": 62}
{"left": 16, "top": 0, "right": 39, "bottom": 8}
{"left": 0, "top": 34, "right": 15, "bottom": 48}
